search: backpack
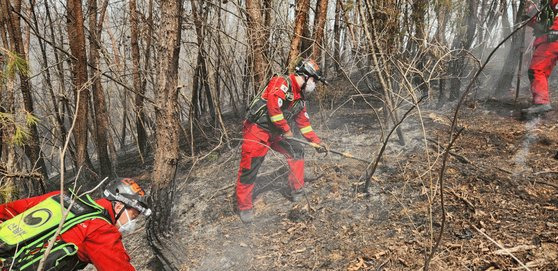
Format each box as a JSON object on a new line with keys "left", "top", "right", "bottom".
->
{"left": 0, "top": 191, "right": 110, "bottom": 271}
{"left": 246, "top": 75, "right": 304, "bottom": 131}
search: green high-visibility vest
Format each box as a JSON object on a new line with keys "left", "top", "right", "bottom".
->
{"left": 0, "top": 191, "right": 110, "bottom": 271}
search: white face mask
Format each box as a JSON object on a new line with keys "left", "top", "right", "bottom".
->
{"left": 304, "top": 78, "right": 316, "bottom": 94}
{"left": 117, "top": 209, "right": 137, "bottom": 235}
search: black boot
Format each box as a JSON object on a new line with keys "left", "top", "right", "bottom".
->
{"left": 290, "top": 189, "right": 305, "bottom": 202}
{"left": 521, "top": 104, "right": 553, "bottom": 115}
{"left": 239, "top": 209, "right": 254, "bottom": 223}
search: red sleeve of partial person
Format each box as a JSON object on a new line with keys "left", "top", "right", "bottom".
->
{"left": 265, "top": 77, "right": 291, "bottom": 133}
{"left": 551, "top": 0, "right": 558, "bottom": 30}
{"left": 81, "top": 223, "right": 135, "bottom": 271}
{"left": 294, "top": 106, "right": 320, "bottom": 144}
{"left": 0, "top": 191, "right": 59, "bottom": 220}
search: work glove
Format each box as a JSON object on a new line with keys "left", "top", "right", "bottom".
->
{"left": 548, "top": 30, "right": 558, "bottom": 42}
{"left": 533, "top": 23, "right": 546, "bottom": 37}
{"left": 314, "top": 142, "right": 328, "bottom": 154}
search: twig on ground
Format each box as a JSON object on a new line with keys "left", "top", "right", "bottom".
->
{"left": 492, "top": 245, "right": 536, "bottom": 255}
{"left": 448, "top": 189, "right": 475, "bottom": 210}
{"left": 533, "top": 181, "right": 558, "bottom": 190}
{"left": 208, "top": 184, "right": 234, "bottom": 200}
{"left": 533, "top": 170, "right": 558, "bottom": 176}
{"left": 426, "top": 138, "right": 470, "bottom": 164}
{"left": 471, "top": 225, "right": 532, "bottom": 271}
{"left": 496, "top": 167, "right": 513, "bottom": 174}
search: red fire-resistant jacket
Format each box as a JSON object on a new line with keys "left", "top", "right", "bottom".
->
{"left": 532, "top": 0, "right": 558, "bottom": 45}
{"left": 548, "top": 0, "right": 558, "bottom": 31}
{"left": 261, "top": 74, "right": 321, "bottom": 144}
{"left": 0, "top": 191, "right": 135, "bottom": 271}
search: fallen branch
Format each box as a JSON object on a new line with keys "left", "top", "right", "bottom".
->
{"left": 534, "top": 181, "right": 558, "bottom": 190}
{"left": 426, "top": 138, "right": 470, "bottom": 164}
{"left": 472, "top": 225, "right": 532, "bottom": 270}
{"left": 533, "top": 170, "right": 558, "bottom": 176}
{"left": 208, "top": 184, "right": 234, "bottom": 200}
{"left": 492, "top": 244, "right": 536, "bottom": 255}
{"left": 448, "top": 189, "right": 475, "bottom": 210}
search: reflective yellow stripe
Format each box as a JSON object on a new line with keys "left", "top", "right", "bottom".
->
{"left": 270, "top": 114, "right": 284, "bottom": 122}
{"left": 300, "top": 126, "right": 313, "bottom": 134}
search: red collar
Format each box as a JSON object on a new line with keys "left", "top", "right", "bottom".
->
{"left": 95, "top": 198, "right": 117, "bottom": 224}
{"left": 289, "top": 74, "right": 302, "bottom": 100}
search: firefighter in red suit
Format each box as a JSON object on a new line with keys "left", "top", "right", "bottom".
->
{"left": 236, "top": 59, "right": 328, "bottom": 223}
{"left": 0, "top": 178, "right": 151, "bottom": 270}
{"left": 523, "top": 0, "right": 558, "bottom": 114}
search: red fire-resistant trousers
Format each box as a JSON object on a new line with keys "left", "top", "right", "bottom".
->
{"left": 236, "top": 121, "right": 305, "bottom": 211}
{"left": 529, "top": 36, "right": 558, "bottom": 104}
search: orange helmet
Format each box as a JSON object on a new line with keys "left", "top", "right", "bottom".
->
{"left": 295, "top": 58, "right": 328, "bottom": 85}
{"left": 103, "top": 178, "right": 151, "bottom": 216}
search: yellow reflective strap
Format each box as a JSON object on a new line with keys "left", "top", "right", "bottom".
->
{"left": 300, "top": 126, "right": 313, "bottom": 134}
{"left": 270, "top": 114, "right": 284, "bottom": 122}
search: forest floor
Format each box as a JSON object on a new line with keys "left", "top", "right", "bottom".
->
{"left": 118, "top": 84, "right": 558, "bottom": 271}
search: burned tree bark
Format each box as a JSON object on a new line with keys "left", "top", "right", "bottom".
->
{"left": 434, "top": 0, "right": 450, "bottom": 106}
{"left": 411, "top": 0, "right": 428, "bottom": 97}
{"left": 448, "top": 0, "right": 479, "bottom": 101}
{"left": 130, "top": 0, "right": 149, "bottom": 158}
{"left": 311, "top": 0, "right": 329, "bottom": 62}
{"left": 495, "top": 0, "right": 526, "bottom": 96}
{"left": 287, "top": 0, "right": 311, "bottom": 72}
{"left": 245, "top": 0, "right": 269, "bottom": 93}
{"left": 1, "top": 0, "right": 48, "bottom": 184}
{"left": 191, "top": 0, "right": 216, "bottom": 120}
{"left": 67, "top": 0, "right": 91, "bottom": 171}
{"left": 147, "top": 0, "right": 184, "bottom": 269}
{"left": 333, "top": 0, "right": 342, "bottom": 73}
{"left": 89, "top": 0, "right": 113, "bottom": 178}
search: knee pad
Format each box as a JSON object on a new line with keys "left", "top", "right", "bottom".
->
{"left": 528, "top": 69, "right": 535, "bottom": 81}
{"left": 291, "top": 143, "right": 305, "bottom": 160}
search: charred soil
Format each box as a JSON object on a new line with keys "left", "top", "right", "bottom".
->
{"left": 122, "top": 93, "right": 558, "bottom": 271}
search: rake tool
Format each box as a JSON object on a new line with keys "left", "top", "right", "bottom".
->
{"left": 284, "top": 136, "right": 372, "bottom": 164}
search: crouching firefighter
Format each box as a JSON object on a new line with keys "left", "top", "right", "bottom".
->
{"left": 0, "top": 178, "right": 151, "bottom": 271}
{"left": 235, "top": 58, "right": 329, "bottom": 223}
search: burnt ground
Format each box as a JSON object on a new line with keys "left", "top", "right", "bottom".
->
{"left": 118, "top": 87, "right": 558, "bottom": 271}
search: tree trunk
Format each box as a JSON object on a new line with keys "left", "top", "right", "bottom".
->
{"left": 67, "top": 0, "right": 91, "bottom": 170}
{"left": 2, "top": 0, "right": 48, "bottom": 184}
{"left": 449, "top": 0, "right": 479, "bottom": 101}
{"left": 361, "top": 0, "right": 406, "bottom": 146}
{"left": 130, "top": 0, "right": 149, "bottom": 159}
{"left": 311, "top": 0, "right": 329, "bottom": 61}
{"left": 191, "top": 0, "right": 215, "bottom": 121}
{"left": 263, "top": 0, "right": 272, "bottom": 70}
{"left": 245, "top": 0, "right": 269, "bottom": 93}
{"left": 300, "top": 9, "right": 312, "bottom": 58}
{"left": 88, "top": 0, "right": 113, "bottom": 178}
{"left": 0, "top": 71, "right": 17, "bottom": 202}
{"left": 333, "top": 0, "right": 342, "bottom": 73}
{"left": 412, "top": 0, "right": 428, "bottom": 97}
{"left": 434, "top": 0, "right": 450, "bottom": 106}
{"left": 287, "top": 0, "right": 311, "bottom": 72}
{"left": 495, "top": 0, "right": 526, "bottom": 96}
{"left": 147, "top": 0, "right": 184, "bottom": 269}
{"left": 31, "top": 0, "right": 72, "bottom": 168}
{"left": 141, "top": 0, "right": 154, "bottom": 127}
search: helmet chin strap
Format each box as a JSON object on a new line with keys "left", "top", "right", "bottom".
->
{"left": 301, "top": 78, "right": 308, "bottom": 98}
{"left": 113, "top": 202, "right": 127, "bottom": 223}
